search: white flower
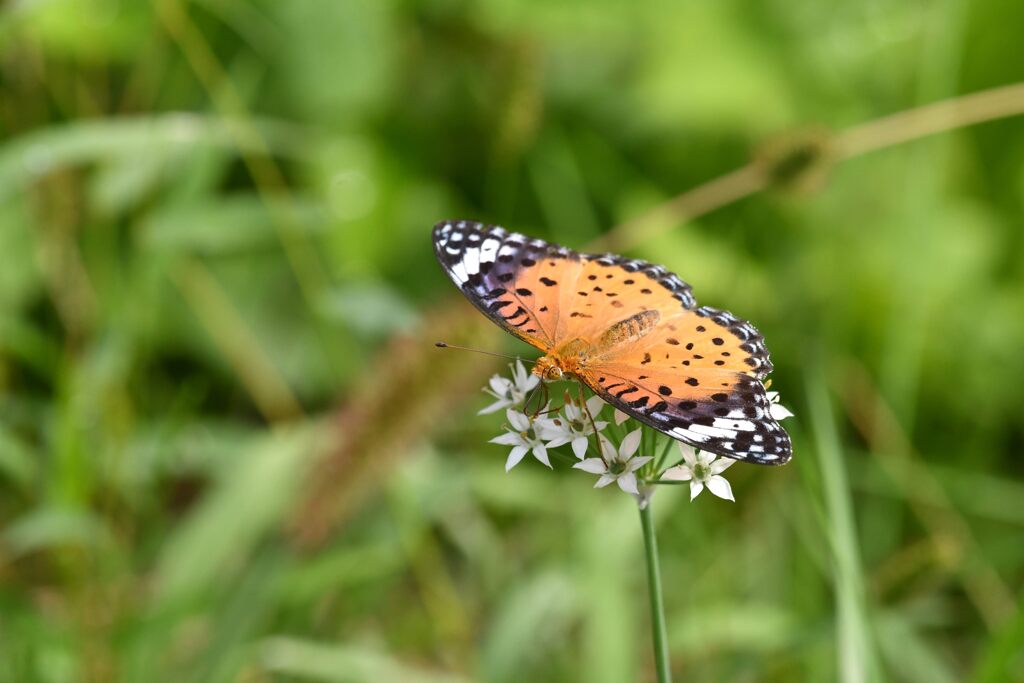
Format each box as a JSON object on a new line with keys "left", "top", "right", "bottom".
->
{"left": 765, "top": 391, "right": 794, "bottom": 421}
{"left": 661, "top": 443, "right": 736, "bottom": 502}
{"left": 573, "top": 429, "right": 652, "bottom": 495}
{"left": 478, "top": 360, "right": 540, "bottom": 415}
{"left": 489, "top": 409, "right": 551, "bottom": 471}
{"left": 614, "top": 409, "right": 630, "bottom": 426}
{"left": 539, "top": 395, "right": 608, "bottom": 459}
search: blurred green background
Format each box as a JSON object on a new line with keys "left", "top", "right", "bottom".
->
{"left": 2, "top": 1, "right": 1023, "bottom": 681}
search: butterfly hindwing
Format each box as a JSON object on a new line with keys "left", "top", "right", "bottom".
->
{"left": 578, "top": 288, "right": 789, "bottom": 463}
{"left": 582, "top": 362, "right": 791, "bottom": 464}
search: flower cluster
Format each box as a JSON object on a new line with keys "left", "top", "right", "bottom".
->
{"left": 574, "top": 431, "right": 651, "bottom": 495}
{"left": 480, "top": 360, "right": 794, "bottom": 503}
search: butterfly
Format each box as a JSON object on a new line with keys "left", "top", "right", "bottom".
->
{"left": 433, "top": 220, "right": 792, "bottom": 465}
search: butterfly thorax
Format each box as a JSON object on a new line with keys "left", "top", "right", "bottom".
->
{"left": 533, "top": 339, "right": 590, "bottom": 381}
{"left": 533, "top": 310, "right": 662, "bottom": 381}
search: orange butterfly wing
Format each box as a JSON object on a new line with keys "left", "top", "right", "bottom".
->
{"left": 433, "top": 220, "right": 791, "bottom": 464}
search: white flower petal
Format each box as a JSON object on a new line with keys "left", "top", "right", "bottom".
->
{"left": 626, "top": 455, "right": 653, "bottom": 472}
{"left": 689, "top": 481, "right": 704, "bottom": 501}
{"left": 614, "top": 409, "right": 629, "bottom": 425}
{"left": 536, "top": 416, "right": 567, "bottom": 436}
{"left": 770, "top": 403, "right": 794, "bottom": 420}
{"left": 592, "top": 420, "right": 608, "bottom": 433}
{"left": 617, "top": 472, "right": 639, "bottom": 495}
{"left": 490, "top": 432, "right": 523, "bottom": 446}
{"left": 532, "top": 444, "right": 552, "bottom": 468}
{"left": 661, "top": 464, "right": 693, "bottom": 481}
{"left": 523, "top": 374, "right": 540, "bottom": 392}
{"left": 597, "top": 435, "right": 617, "bottom": 460}
{"left": 765, "top": 391, "right": 779, "bottom": 402}
{"left": 512, "top": 360, "right": 527, "bottom": 384}
{"left": 710, "top": 457, "right": 735, "bottom": 475}
{"left": 478, "top": 399, "right": 509, "bottom": 415}
{"left": 573, "top": 458, "right": 608, "bottom": 474}
{"left": 677, "top": 442, "right": 699, "bottom": 467}
{"left": 489, "top": 375, "right": 510, "bottom": 395}
{"left": 594, "top": 474, "right": 616, "bottom": 488}
{"left": 571, "top": 436, "right": 590, "bottom": 459}
{"left": 706, "top": 475, "right": 735, "bottom": 501}
{"left": 544, "top": 435, "right": 572, "bottom": 449}
{"left": 620, "top": 428, "right": 642, "bottom": 458}
{"left": 586, "top": 395, "right": 606, "bottom": 418}
{"left": 698, "top": 450, "right": 716, "bottom": 467}
{"left": 507, "top": 409, "right": 531, "bottom": 431}
{"left": 506, "top": 446, "right": 528, "bottom": 471}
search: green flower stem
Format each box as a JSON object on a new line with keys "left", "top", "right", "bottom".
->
{"left": 548, "top": 449, "right": 578, "bottom": 466}
{"left": 653, "top": 435, "right": 676, "bottom": 473}
{"left": 639, "top": 501, "right": 673, "bottom": 683}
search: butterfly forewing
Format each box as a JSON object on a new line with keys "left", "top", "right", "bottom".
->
{"left": 433, "top": 220, "right": 581, "bottom": 352}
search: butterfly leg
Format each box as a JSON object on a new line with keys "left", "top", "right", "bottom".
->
{"left": 534, "top": 401, "right": 562, "bottom": 417}
{"left": 576, "top": 382, "right": 607, "bottom": 464}
{"left": 525, "top": 380, "right": 549, "bottom": 418}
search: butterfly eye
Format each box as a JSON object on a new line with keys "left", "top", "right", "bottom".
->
{"left": 545, "top": 366, "right": 563, "bottom": 380}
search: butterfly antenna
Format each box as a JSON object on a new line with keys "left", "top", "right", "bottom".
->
{"left": 434, "top": 341, "right": 535, "bottom": 364}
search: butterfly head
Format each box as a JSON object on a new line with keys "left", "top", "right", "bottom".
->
{"left": 533, "top": 355, "right": 565, "bottom": 381}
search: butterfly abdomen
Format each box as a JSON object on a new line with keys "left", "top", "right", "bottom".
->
{"left": 544, "top": 311, "right": 662, "bottom": 377}
{"left": 597, "top": 310, "right": 661, "bottom": 351}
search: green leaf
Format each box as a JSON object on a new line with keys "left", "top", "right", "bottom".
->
{"left": 0, "top": 426, "right": 36, "bottom": 490}
{"left": 1, "top": 506, "right": 109, "bottom": 556}
{"left": 259, "top": 637, "right": 472, "bottom": 683}
{"left": 481, "top": 571, "right": 578, "bottom": 683}
{"left": 153, "top": 425, "right": 321, "bottom": 605}
{"left": 139, "top": 194, "right": 328, "bottom": 255}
